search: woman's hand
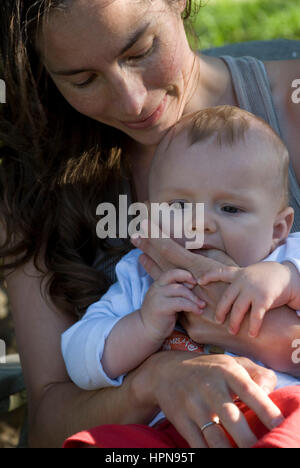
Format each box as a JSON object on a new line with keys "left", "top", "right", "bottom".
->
{"left": 130, "top": 220, "right": 237, "bottom": 323}
{"left": 131, "top": 218, "right": 236, "bottom": 284}
{"left": 131, "top": 351, "right": 284, "bottom": 448}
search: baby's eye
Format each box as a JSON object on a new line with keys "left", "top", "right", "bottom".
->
{"left": 221, "top": 205, "right": 242, "bottom": 214}
{"left": 170, "top": 201, "right": 187, "bottom": 210}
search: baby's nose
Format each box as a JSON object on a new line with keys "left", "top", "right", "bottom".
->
{"left": 204, "top": 210, "right": 218, "bottom": 233}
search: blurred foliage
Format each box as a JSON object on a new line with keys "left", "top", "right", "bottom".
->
{"left": 189, "top": 0, "right": 300, "bottom": 49}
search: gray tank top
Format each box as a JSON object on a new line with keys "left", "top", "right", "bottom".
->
{"left": 221, "top": 55, "right": 300, "bottom": 232}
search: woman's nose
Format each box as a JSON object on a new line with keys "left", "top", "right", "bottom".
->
{"left": 113, "top": 70, "right": 147, "bottom": 118}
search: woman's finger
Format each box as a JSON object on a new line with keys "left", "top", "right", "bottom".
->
{"left": 189, "top": 404, "right": 234, "bottom": 448}
{"left": 138, "top": 253, "right": 163, "bottom": 281}
{"left": 221, "top": 403, "right": 258, "bottom": 448}
{"left": 234, "top": 357, "right": 277, "bottom": 395}
{"left": 138, "top": 218, "right": 202, "bottom": 271}
{"left": 190, "top": 385, "right": 252, "bottom": 448}
{"left": 172, "top": 417, "right": 208, "bottom": 448}
{"left": 199, "top": 420, "right": 233, "bottom": 448}
{"left": 196, "top": 248, "right": 238, "bottom": 267}
{"left": 228, "top": 364, "right": 284, "bottom": 431}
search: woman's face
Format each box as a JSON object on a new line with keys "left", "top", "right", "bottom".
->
{"left": 39, "top": 0, "right": 196, "bottom": 146}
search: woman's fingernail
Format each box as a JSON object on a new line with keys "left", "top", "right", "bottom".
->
{"left": 215, "top": 316, "right": 223, "bottom": 324}
{"left": 248, "top": 331, "right": 257, "bottom": 339}
{"left": 271, "top": 416, "right": 285, "bottom": 428}
{"left": 131, "top": 235, "right": 141, "bottom": 247}
{"left": 198, "top": 299, "right": 206, "bottom": 307}
{"left": 261, "top": 386, "right": 272, "bottom": 395}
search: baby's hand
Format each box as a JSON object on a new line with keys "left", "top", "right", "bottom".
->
{"left": 140, "top": 269, "right": 205, "bottom": 344}
{"left": 198, "top": 262, "right": 295, "bottom": 338}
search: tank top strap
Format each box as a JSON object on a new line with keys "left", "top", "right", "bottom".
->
{"left": 221, "top": 56, "right": 282, "bottom": 132}
{"left": 221, "top": 55, "right": 300, "bottom": 232}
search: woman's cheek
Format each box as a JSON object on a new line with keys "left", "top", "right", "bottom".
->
{"left": 64, "top": 89, "right": 108, "bottom": 120}
{"left": 150, "top": 43, "right": 187, "bottom": 91}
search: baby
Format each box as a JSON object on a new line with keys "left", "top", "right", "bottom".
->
{"left": 61, "top": 106, "right": 300, "bottom": 392}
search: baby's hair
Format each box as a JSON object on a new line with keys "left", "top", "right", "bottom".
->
{"left": 164, "top": 106, "right": 290, "bottom": 210}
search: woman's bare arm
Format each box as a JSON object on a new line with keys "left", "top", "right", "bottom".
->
{"left": 4, "top": 251, "right": 284, "bottom": 448}
{"left": 5, "top": 258, "right": 157, "bottom": 447}
{"left": 181, "top": 291, "right": 300, "bottom": 378}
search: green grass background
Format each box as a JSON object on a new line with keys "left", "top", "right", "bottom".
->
{"left": 189, "top": 0, "right": 300, "bottom": 49}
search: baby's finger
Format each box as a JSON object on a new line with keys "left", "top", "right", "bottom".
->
{"left": 156, "top": 269, "right": 197, "bottom": 288}
{"left": 165, "top": 283, "right": 205, "bottom": 308}
{"left": 215, "top": 284, "right": 240, "bottom": 324}
{"left": 169, "top": 297, "right": 206, "bottom": 315}
{"left": 228, "top": 294, "right": 251, "bottom": 335}
{"left": 198, "top": 267, "right": 239, "bottom": 286}
{"left": 248, "top": 306, "right": 267, "bottom": 338}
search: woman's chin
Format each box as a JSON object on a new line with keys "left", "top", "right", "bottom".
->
{"left": 122, "top": 124, "right": 171, "bottom": 147}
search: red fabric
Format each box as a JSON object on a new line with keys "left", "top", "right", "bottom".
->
{"left": 63, "top": 419, "right": 189, "bottom": 448}
{"left": 63, "top": 386, "right": 300, "bottom": 448}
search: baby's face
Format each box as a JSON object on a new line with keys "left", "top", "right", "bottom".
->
{"left": 149, "top": 130, "right": 283, "bottom": 267}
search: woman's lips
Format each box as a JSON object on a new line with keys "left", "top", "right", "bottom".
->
{"left": 120, "top": 95, "right": 168, "bottom": 130}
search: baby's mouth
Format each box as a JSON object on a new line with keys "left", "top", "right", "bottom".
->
{"left": 190, "top": 245, "right": 223, "bottom": 256}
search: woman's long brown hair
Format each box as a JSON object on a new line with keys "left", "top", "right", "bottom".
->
{"left": 0, "top": 0, "right": 200, "bottom": 317}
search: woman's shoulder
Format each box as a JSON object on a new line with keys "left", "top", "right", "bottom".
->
{"left": 265, "top": 59, "right": 300, "bottom": 183}
{"left": 264, "top": 59, "right": 300, "bottom": 98}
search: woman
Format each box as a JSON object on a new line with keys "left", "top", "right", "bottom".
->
{"left": 0, "top": 0, "right": 299, "bottom": 448}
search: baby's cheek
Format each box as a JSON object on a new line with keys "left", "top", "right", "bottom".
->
{"left": 231, "top": 242, "right": 270, "bottom": 268}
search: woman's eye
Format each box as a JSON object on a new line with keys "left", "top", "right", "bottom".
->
{"left": 221, "top": 205, "right": 241, "bottom": 214}
{"left": 128, "top": 42, "right": 155, "bottom": 63}
{"left": 73, "top": 75, "right": 96, "bottom": 88}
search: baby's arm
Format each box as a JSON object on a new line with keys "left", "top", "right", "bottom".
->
{"left": 282, "top": 261, "right": 300, "bottom": 310}
{"left": 62, "top": 262, "right": 203, "bottom": 390}
{"left": 102, "top": 269, "right": 204, "bottom": 379}
{"left": 198, "top": 261, "right": 300, "bottom": 338}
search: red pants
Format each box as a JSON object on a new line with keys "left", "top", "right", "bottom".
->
{"left": 64, "top": 386, "right": 300, "bottom": 448}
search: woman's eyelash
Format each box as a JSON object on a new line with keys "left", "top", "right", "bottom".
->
{"left": 74, "top": 75, "right": 96, "bottom": 89}
{"left": 128, "top": 41, "right": 155, "bottom": 62}
{"left": 73, "top": 42, "right": 155, "bottom": 88}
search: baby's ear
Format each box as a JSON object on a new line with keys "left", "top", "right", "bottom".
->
{"left": 272, "top": 206, "right": 294, "bottom": 250}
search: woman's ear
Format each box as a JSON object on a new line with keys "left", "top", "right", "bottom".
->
{"left": 271, "top": 206, "right": 294, "bottom": 250}
{"left": 178, "top": 0, "right": 187, "bottom": 15}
